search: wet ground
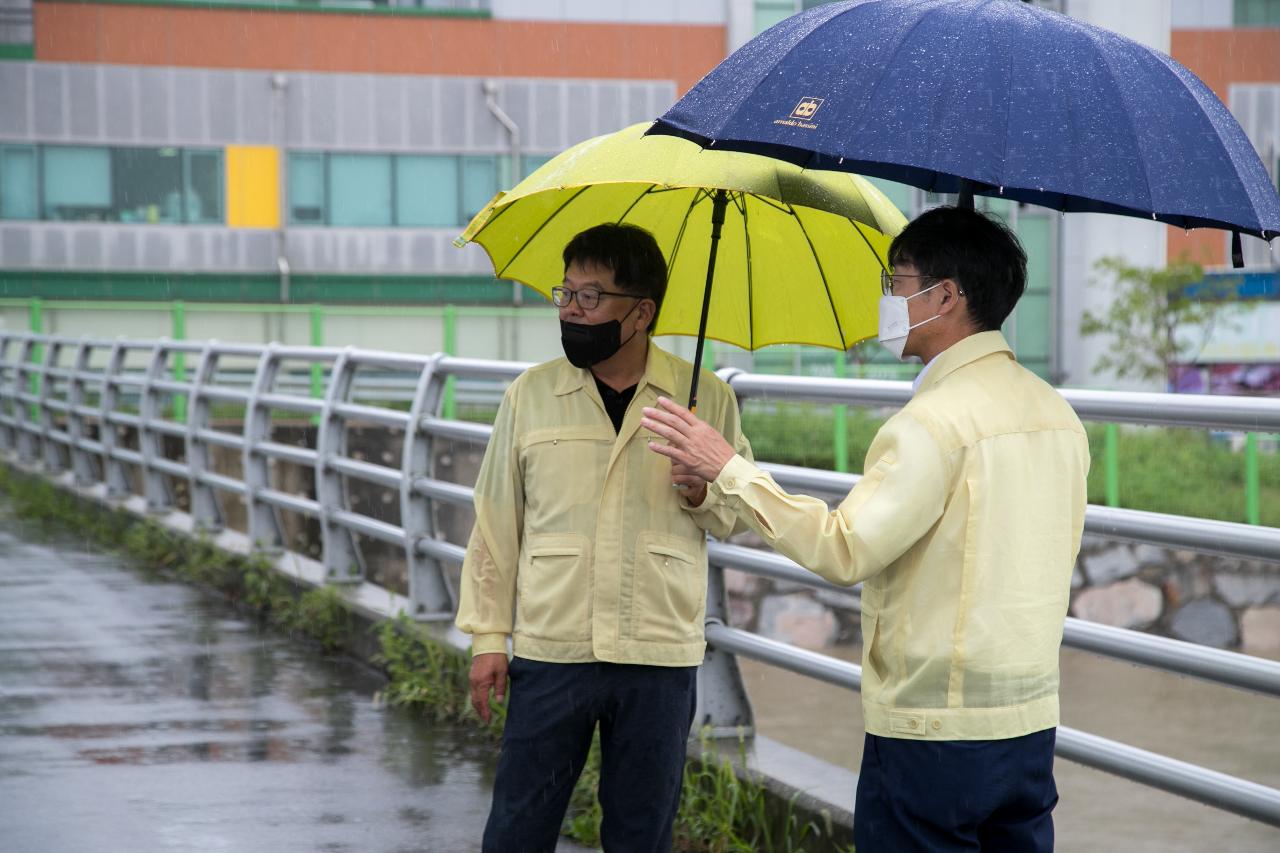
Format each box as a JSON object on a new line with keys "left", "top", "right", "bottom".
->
{"left": 741, "top": 643, "right": 1280, "bottom": 851}
{"left": 3, "top": 516, "right": 1275, "bottom": 852}
{"left": 0, "top": 523, "right": 593, "bottom": 853}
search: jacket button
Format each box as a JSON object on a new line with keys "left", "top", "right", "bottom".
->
{"left": 909, "top": 719, "right": 918, "bottom": 729}
{"left": 932, "top": 720, "right": 941, "bottom": 731}
{"left": 726, "top": 478, "right": 736, "bottom": 488}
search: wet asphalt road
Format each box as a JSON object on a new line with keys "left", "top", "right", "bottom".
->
{"left": 0, "top": 521, "right": 593, "bottom": 853}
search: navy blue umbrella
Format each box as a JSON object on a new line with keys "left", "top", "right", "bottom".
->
{"left": 651, "top": 0, "right": 1280, "bottom": 260}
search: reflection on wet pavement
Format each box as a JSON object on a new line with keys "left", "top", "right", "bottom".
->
{"left": 0, "top": 524, "right": 509, "bottom": 853}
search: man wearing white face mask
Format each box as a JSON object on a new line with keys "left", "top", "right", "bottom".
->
{"left": 641, "top": 206, "right": 1090, "bottom": 853}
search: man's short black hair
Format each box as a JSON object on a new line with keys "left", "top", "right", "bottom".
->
{"left": 562, "top": 223, "right": 668, "bottom": 325}
{"left": 888, "top": 206, "right": 1027, "bottom": 332}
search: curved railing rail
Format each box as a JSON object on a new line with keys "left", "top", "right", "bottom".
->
{"left": 0, "top": 332, "right": 1277, "bottom": 828}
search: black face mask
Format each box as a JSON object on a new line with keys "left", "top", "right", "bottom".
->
{"left": 560, "top": 302, "right": 642, "bottom": 368}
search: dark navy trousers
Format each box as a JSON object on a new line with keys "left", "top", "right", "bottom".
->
{"left": 481, "top": 657, "right": 697, "bottom": 853}
{"left": 854, "top": 728, "right": 1058, "bottom": 853}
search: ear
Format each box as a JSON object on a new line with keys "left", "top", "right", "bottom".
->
{"left": 935, "top": 279, "right": 965, "bottom": 316}
{"left": 635, "top": 299, "right": 657, "bottom": 334}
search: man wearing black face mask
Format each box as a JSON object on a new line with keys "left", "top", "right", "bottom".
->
{"left": 456, "top": 223, "right": 753, "bottom": 853}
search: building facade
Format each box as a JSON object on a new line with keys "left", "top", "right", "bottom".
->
{"left": 0, "top": 0, "right": 1276, "bottom": 388}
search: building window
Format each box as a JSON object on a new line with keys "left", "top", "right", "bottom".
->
{"left": 0, "top": 145, "right": 38, "bottom": 220}
{"left": 329, "top": 153, "right": 392, "bottom": 227}
{"left": 396, "top": 155, "right": 458, "bottom": 227}
{"left": 42, "top": 146, "right": 112, "bottom": 221}
{"left": 1234, "top": 0, "right": 1280, "bottom": 26}
{"left": 112, "top": 147, "right": 183, "bottom": 223}
{"left": 16, "top": 144, "right": 222, "bottom": 224}
{"left": 184, "top": 149, "right": 224, "bottom": 224}
{"left": 287, "top": 151, "right": 504, "bottom": 227}
{"left": 289, "top": 152, "right": 326, "bottom": 224}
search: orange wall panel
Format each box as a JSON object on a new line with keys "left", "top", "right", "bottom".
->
{"left": 1169, "top": 28, "right": 1280, "bottom": 267}
{"left": 32, "top": 3, "right": 725, "bottom": 95}
{"left": 1171, "top": 29, "right": 1280, "bottom": 104}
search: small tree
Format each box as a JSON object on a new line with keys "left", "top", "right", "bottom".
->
{"left": 1080, "top": 256, "right": 1242, "bottom": 387}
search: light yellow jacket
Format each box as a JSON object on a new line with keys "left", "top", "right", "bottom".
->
{"left": 456, "top": 344, "right": 752, "bottom": 666}
{"left": 707, "top": 332, "right": 1089, "bottom": 740}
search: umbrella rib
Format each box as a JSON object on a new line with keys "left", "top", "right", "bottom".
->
{"left": 662, "top": 189, "right": 711, "bottom": 327}
{"left": 493, "top": 185, "right": 594, "bottom": 280}
{"left": 614, "top": 184, "right": 658, "bottom": 226}
{"left": 795, "top": 207, "right": 847, "bottom": 349}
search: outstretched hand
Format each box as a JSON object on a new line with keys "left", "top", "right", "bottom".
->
{"left": 641, "top": 397, "right": 737, "bottom": 484}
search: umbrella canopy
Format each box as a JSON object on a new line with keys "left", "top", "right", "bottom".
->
{"left": 457, "top": 122, "right": 907, "bottom": 352}
{"left": 650, "top": 0, "right": 1280, "bottom": 244}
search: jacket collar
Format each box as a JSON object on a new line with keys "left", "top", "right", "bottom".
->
{"left": 915, "top": 331, "right": 1014, "bottom": 394}
{"left": 551, "top": 342, "right": 680, "bottom": 399}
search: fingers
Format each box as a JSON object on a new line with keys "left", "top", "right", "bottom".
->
{"left": 655, "top": 396, "right": 699, "bottom": 425}
{"left": 470, "top": 677, "right": 490, "bottom": 723}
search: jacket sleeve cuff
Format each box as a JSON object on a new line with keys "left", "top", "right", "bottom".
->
{"left": 709, "top": 454, "right": 761, "bottom": 499}
{"left": 470, "top": 633, "right": 510, "bottom": 656}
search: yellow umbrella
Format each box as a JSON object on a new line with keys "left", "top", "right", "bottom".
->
{"left": 456, "top": 122, "right": 907, "bottom": 407}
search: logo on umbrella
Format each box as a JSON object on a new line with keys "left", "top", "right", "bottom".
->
{"left": 774, "top": 97, "right": 824, "bottom": 130}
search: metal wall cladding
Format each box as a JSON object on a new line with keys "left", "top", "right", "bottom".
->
{"left": 0, "top": 61, "right": 674, "bottom": 274}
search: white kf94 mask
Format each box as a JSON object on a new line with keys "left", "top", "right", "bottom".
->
{"left": 877, "top": 280, "right": 944, "bottom": 361}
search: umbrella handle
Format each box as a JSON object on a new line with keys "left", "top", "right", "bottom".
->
{"left": 688, "top": 189, "right": 730, "bottom": 414}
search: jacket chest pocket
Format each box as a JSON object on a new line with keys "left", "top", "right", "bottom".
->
{"left": 631, "top": 535, "right": 704, "bottom": 643}
{"left": 516, "top": 534, "right": 592, "bottom": 642}
{"left": 520, "top": 428, "right": 612, "bottom": 522}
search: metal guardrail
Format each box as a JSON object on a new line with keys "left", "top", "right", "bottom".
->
{"left": 0, "top": 331, "right": 1277, "bottom": 828}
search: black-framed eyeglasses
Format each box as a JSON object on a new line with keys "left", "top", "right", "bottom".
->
{"left": 880, "top": 270, "right": 937, "bottom": 297}
{"left": 551, "top": 285, "right": 639, "bottom": 310}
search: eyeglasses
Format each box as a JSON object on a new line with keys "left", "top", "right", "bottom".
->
{"left": 880, "top": 270, "right": 938, "bottom": 297}
{"left": 551, "top": 285, "right": 640, "bottom": 311}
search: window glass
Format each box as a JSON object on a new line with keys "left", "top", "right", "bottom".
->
{"left": 183, "top": 149, "right": 223, "bottom": 224}
{"left": 0, "top": 146, "right": 38, "bottom": 220}
{"left": 329, "top": 153, "right": 392, "bottom": 227}
{"left": 289, "top": 152, "right": 326, "bottom": 225}
{"left": 111, "top": 147, "right": 183, "bottom": 223}
{"left": 43, "top": 146, "right": 111, "bottom": 221}
{"left": 1235, "top": 0, "right": 1280, "bottom": 25}
{"left": 521, "top": 153, "right": 553, "bottom": 180}
{"left": 865, "top": 176, "right": 914, "bottom": 218}
{"left": 460, "top": 155, "right": 499, "bottom": 225}
{"left": 754, "top": 0, "right": 798, "bottom": 34}
{"left": 396, "top": 155, "right": 458, "bottom": 227}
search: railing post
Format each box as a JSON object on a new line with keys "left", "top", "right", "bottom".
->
{"left": 138, "top": 343, "right": 174, "bottom": 512}
{"left": 400, "top": 353, "right": 454, "bottom": 618}
{"left": 26, "top": 298, "right": 42, "bottom": 423}
{"left": 36, "top": 338, "right": 65, "bottom": 474}
{"left": 833, "top": 351, "right": 849, "bottom": 473}
{"left": 67, "top": 339, "right": 100, "bottom": 486}
{"left": 442, "top": 305, "right": 457, "bottom": 421}
{"left": 1245, "top": 432, "right": 1260, "bottom": 526}
{"left": 185, "top": 343, "right": 223, "bottom": 532}
{"left": 242, "top": 345, "right": 285, "bottom": 552}
{"left": 171, "top": 302, "right": 187, "bottom": 424}
{"left": 1104, "top": 422, "right": 1120, "bottom": 508}
{"left": 0, "top": 334, "right": 16, "bottom": 452}
{"left": 698, "top": 365, "right": 756, "bottom": 738}
{"left": 99, "top": 341, "right": 132, "bottom": 498}
{"left": 314, "top": 348, "right": 362, "bottom": 582}
{"left": 15, "top": 337, "right": 39, "bottom": 464}
{"left": 696, "top": 564, "right": 756, "bottom": 738}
